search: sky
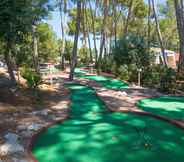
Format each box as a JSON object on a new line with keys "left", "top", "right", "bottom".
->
{"left": 47, "top": 11, "right": 62, "bottom": 38}
{"left": 46, "top": 0, "right": 167, "bottom": 42}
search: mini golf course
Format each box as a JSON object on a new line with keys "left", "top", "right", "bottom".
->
{"left": 75, "top": 68, "right": 129, "bottom": 89}
{"left": 32, "top": 84, "right": 184, "bottom": 162}
{"left": 137, "top": 96, "right": 184, "bottom": 120}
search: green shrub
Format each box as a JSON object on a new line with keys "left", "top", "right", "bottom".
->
{"left": 112, "top": 33, "right": 151, "bottom": 68}
{"left": 142, "top": 65, "right": 167, "bottom": 87}
{"left": 101, "top": 59, "right": 111, "bottom": 73}
{"left": 128, "top": 64, "right": 138, "bottom": 82}
{"left": 176, "top": 73, "right": 184, "bottom": 80}
{"left": 20, "top": 66, "right": 42, "bottom": 89}
{"left": 78, "top": 46, "right": 91, "bottom": 64}
{"left": 118, "top": 65, "right": 129, "bottom": 81}
{"left": 111, "top": 63, "right": 118, "bottom": 76}
{"left": 160, "top": 68, "right": 176, "bottom": 93}
{"left": 142, "top": 65, "right": 177, "bottom": 93}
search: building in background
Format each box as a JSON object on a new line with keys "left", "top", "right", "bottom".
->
{"left": 151, "top": 47, "right": 180, "bottom": 69}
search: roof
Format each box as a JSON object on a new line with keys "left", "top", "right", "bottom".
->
{"left": 151, "top": 47, "right": 176, "bottom": 56}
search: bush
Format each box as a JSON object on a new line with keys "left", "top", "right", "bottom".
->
{"left": 118, "top": 65, "right": 129, "bottom": 81}
{"left": 111, "top": 63, "right": 118, "bottom": 76}
{"left": 100, "top": 60, "right": 118, "bottom": 76}
{"left": 142, "top": 65, "right": 177, "bottom": 93}
{"left": 160, "top": 68, "right": 176, "bottom": 93}
{"left": 112, "top": 33, "right": 152, "bottom": 68}
{"left": 78, "top": 46, "right": 91, "bottom": 64}
{"left": 20, "top": 66, "right": 42, "bottom": 89}
{"left": 128, "top": 64, "right": 138, "bottom": 82}
{"left": 101, "top": 58, "right": 114, "bottom": 73}
{"left": 142, "top": 65, "right": 167, "bottom": 87}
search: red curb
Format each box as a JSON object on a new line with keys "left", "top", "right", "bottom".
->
{"left": 79, "top": 78, "right": 184, "bottom": 130}
{"left": 26, "top": 113, "right": 70, "bottom": 162}
{"left": 26, "top": 87, "right": 71, "bottom": 162}
{"left": 113, "top": 109, "right": 184, "bottom": 130}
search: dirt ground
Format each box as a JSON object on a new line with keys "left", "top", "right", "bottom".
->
{"left": 0, "top": 69, "right": 70, "bottom": 162}
{"left": 1, "top": 68, "right": 184, "bottom": 162}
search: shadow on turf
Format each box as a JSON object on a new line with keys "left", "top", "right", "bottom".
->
{"left": 32, "top": 84, "right": 184, "bottom": 162}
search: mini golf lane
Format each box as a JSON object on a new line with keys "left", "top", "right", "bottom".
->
{"left": 75, "top": 68, "right": 129, "bottom": 89}
{"left": 137, "top": 96, "right": 184, "bottom": 120}
{"left": 32, "top": 84, "right": 184, "bottom": 162}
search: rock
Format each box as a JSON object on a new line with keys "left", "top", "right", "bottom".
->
{"left": 0, "top": 141, "right": 24, "bottom": 156}
{"left": 121, "top": 91, "right": 127, "bottom": 96}
{"left": 116, "top": 91, "right": 127, "bottom": 96}
{"left": 1, "top": 133, "right": 24, "bottom": 155}
{"left": 0, "top": 133, "right": 24, "bottom": 156}
{"left": 17, "top": 125, "right": 27, "bottom": 131}
{"left": 5, "top": 133, "right": 19, "bottom": 143}
{"left": 54, "top": 116, "right": 64, "bottom": 121}
{"left": 12, "top": 158, "right": 28, "bottom": 162}
{"left": 47, "top": 114, "right": 56, "bottom": 120}
{"left": 20, "top": 130, "right": 34, "bottom": 138}
{"left": 18, "top": 122, "right": 44, "bottom": 132}
{"left": 32, "top": 109, "right": 49, "bottom": 116}
{"left": 27, "top": 123, "right": 42, "bottom": 131}
{"left": 39, "top": 109, "right": 49, "bottom": 116}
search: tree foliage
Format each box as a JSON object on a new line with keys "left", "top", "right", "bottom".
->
{"left": 112, "top": 34, "right": 151, "bottom": 68}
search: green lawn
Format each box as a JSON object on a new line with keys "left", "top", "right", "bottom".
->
{"left": 137, "top": 96, "right": 184, "bottom": 120}
{"left": 32, "top": 84, "right": 184, "bottom": 162}
{"left": 75, "top": 68, "right": 129, "bottom": 89}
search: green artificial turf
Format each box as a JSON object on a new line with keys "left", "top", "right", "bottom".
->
{"left": 75, "top": 68, "right": 129, "bottom": 89}
{"left": 32, "top": 84, "right": 184, "bottom": 162}
{"left": 137, "top": 96, "right": 184, "bottom": 120}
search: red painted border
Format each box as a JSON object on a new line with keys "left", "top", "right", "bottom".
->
{"left": 80, "top": 80, "right": 184, "bottom": 130}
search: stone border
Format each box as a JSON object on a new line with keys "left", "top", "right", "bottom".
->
{"left": 27, "top": 114, "right": 70, "bottom": 162}
{"left": 25, "top": 87, "right": 71, "bottom": 162}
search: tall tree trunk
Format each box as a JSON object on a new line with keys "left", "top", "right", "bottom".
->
{"left": 87, "top": 31, "right": 93, "bottom": 63}
{"left": 58, "top": 0, "right": 66, "bottom": 70}
{"left": 124, "top": 0, "right": 133, "bottom": 34}
{"left": 103, "top": 32, "right": 108, "bottom": 60}
{"left": 113, "top": 0, "right": 118, "bottom": 47}
{"left": 97, "top": 0, "right": 108, "bottom": 73}
{"left": 82, "top": 1, "right": 88, "bottom": 62}
{"left": 89, "top": 0, "right": 98, "bottom": 65}
{"left": 147, "top": 0, "right": 151, "bottom": 52}
{"left": 32, "top": 25, "right": 39, "bottom": 73}
{"left": 84, "top": 1, "right": 93, "bottom": 63}
{"left": 4, "top": 40, "right": 16, "bottom": 85}
{"left": 174, "top": 0, "right": 184, "bottom": 74}
{"left": 151, "top": 0, "right": 168, "bottom": 66}
{"left": 108, "top": 26, "right": 112, "bottom": 55}
{"left": 69, "top": 0, "right": 81, "bottom": 81}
